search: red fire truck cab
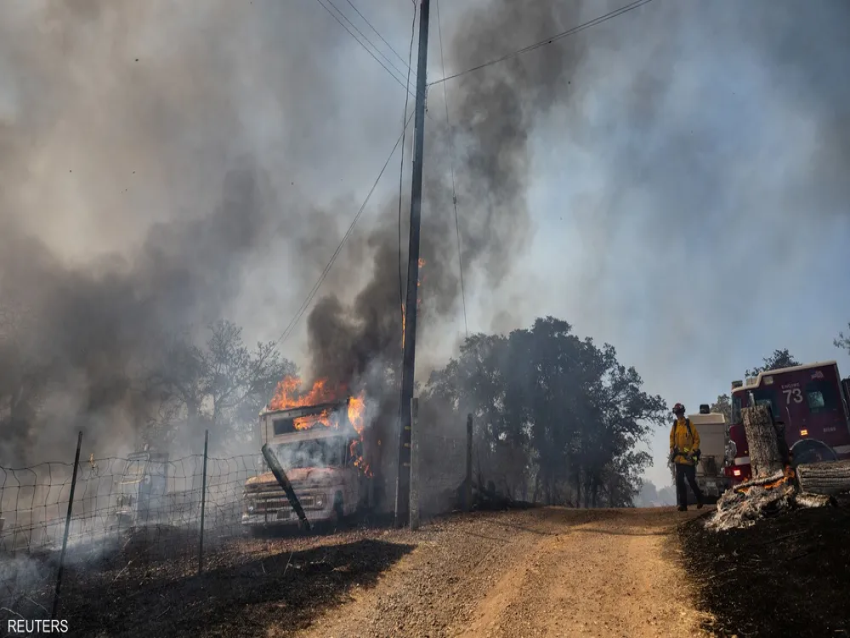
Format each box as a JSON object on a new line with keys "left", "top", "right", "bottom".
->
{"left": 724, "top": 361, "right": 850, "bottom": 483}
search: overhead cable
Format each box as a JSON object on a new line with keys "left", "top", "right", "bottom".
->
{"left": 276, "top": 110, "right": 416, "bottom": 347}
{"left": 428, "top": 0, "right": 655, "bottom": 87}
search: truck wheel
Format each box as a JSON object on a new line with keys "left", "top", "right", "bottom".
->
{"left": 791, "top": 440, "right": 839, "bottom": 467}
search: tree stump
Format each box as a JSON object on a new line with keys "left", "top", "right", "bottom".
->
{"left": 742, "top": 405, "right": 784, "bottom": 478}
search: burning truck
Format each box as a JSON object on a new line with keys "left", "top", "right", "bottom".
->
{"left": 724, "top": 360, "right": 850, "bottom": 483}
{"left": 241, "top": 380, "right": 381, "bottom": 531}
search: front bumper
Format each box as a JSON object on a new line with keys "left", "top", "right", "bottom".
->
{"left": 697, "top": 477, "right": 730, "bottom": 497}
{"left": 241, "top": 491, "right": 336, "bottom": 527}
{"left": 241, "top": 505, "right": 336, "bottom": 527}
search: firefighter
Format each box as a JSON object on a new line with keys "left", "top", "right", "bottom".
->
{"left": 669, "top": 402, "right": 704, "bottom": 511}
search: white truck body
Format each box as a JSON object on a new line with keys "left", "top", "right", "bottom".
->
{"left": 688, "top": 411, "right": 731, "bottom": 502}
{"left": 241, "top": 401, "right": 365, "bottom": 529}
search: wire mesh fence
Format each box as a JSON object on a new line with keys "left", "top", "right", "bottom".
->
{"left": 0, "top": 418, "right": 472, "bottom": 624}
{"left": 0, "top": 454, "right": 261, "bottom": 557}
{"left": 0, "top": 437, "right": 265, "bottom": 621}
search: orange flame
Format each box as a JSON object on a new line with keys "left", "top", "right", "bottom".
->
{"left": 347, "top": 395, "right": 372, "bottom": 475}
{"left": 401, "top": 258, "right": 426, "bottom": 349}
{"left": 267, "top": 376, "right": 372, "bottom": 475}
{"left": 293, "top": 408, "right": 334, "bottom": 430}
{"left": 735, "top": 465, "right": 796, "bottom": 494}
{"left": 268, "top": 376, "right": 341, "bottom": 411}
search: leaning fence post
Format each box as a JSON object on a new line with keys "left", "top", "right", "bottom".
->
{"left": 198, "top": 429, "right": 209, "bottom": 576}
{"left": 52, "top": 431, "right": 83, "bottom": 620}
{"left": 465, "top": 414, "right": 473, "bottom": 512}
{"left": 409, "top": 398, "right": 420, "bottom": 531}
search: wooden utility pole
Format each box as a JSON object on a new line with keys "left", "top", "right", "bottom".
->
{"left": 395, "top": 0, "right": 430, "bottom": 528}
{"left": 409, "top": 398, "right": 421, "bottom": 530}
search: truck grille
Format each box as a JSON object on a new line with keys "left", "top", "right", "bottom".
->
{"left": 250, "top": 494, "right": 316, "bottom": 513}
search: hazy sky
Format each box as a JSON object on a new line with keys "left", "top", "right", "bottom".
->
{"left": 2, "top": 0, "right": 849, "bottom": 483}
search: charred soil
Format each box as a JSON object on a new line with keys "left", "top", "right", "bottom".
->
{"left": 680, "top": 495, "right": 850, "bottom": 638}
{"left": 4, "top": 507, "right": 711, "bottom": 638}
{"left": 3, "top": 523, "right": 413, "bottom": 638}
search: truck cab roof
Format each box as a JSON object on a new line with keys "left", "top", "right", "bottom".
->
{"left": 686, "top": 412, "right": 727, "bottom": 426}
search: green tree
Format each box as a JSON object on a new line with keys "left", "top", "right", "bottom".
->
{"left": 835, "top": 324, "right": 850, "bottom": 355}
{"left": 421, "top": 316, "right": 666, "bottom": 507}
{"left": 745, "top": 349, "right": 800, "bottom": 379}
{"left": 710, "top": 393, "right": 732, "bottom": 423}
{"left": 147, "top": 320, "right": 295, "bottom": 446}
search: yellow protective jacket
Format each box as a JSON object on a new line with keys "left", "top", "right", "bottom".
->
{"left": 669, "top": 417, "right": 700, "bottom": 465}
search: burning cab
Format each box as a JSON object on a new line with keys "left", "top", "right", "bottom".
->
{"left": 242, "top": 398, "right": 368, "bottom": 530}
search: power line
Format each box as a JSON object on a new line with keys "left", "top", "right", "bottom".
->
{"left": 436, "top": 0, "right": 468, "bottom": 339}
{"left": 326, "top": 0, "right": 417, "bottom": 88}
{"left": 427, "top": 0, "right": 655, "bottom": 87}
{"left": 275, "top": 109, "right": 416, "bottom": 348}
{"left": 344, "top": 0, "right": 411, "bottom": 69}
{"left": 398, "top": 6, "right": 417, "bottom": 330}
{"left": 312, "top": 0, "right": 416, "bottom": 98}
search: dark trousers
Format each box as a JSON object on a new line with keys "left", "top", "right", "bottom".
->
{"left": 675, "top": 463, "right": 703, "bottom": 508}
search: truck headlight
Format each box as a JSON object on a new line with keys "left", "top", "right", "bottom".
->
{"left": 315, "top": 495, "right": 325, "bottom": 508}
{"left": 247, "top": 504, "right": 255, "bottom": 513}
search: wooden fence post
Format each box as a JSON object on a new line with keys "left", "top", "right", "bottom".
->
{"left": 465, "top": 414, "right": 473, "bottom": 512}
{"left": 198, "top": 429, "right": 209, "bottom": 575}
{"left": 52, "top": 431, "right": 83, "bottom": 619}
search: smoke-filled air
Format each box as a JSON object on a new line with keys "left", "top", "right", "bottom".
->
{"left": 2, "top": 0, "right": 850, "bottom": 496}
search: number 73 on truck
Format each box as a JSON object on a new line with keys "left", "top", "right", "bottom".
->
{"left": 724, "top": 360, "right": 850, "bottom": 483}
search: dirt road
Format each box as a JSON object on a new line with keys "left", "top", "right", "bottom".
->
{"left": 289, "top": 507, "right": 714, "bottom": 638}
{"left": 46, "top": 506, "right": 715, "bottom": 637}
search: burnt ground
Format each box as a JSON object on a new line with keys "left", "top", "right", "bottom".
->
{"left": 680, "top": 495, "right": 850, "bottom": 638}
{"left": 3, "top": 507, "right": 710, "bottom": 638}
{"left": 1, "top": 520, "right": 414, "bottom": 638}
{"left": 9, "top": 503, "right": 850, "bottom": 637}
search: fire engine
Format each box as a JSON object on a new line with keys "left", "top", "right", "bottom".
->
{"left": 724, "top": 361, "right": 850, "bottom": 483}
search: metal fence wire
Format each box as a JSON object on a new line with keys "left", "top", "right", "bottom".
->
{"left": 0, "top": 423, "right": 469, "bottom": 623}
{"left": 0, "top": 454, "right": 261, "bottom": 557}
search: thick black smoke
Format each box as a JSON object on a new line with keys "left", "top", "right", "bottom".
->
{"left": 6, "top": 0, "right": 848, "bottom": 478}
{"left": 0, "top": 0, "right": 346, "bottom": 463}
{"left": 0, "top": 159, "right": 277, "bottom": 463}
{"left": 305, "top": 0, "right": 586, "bottom": 389}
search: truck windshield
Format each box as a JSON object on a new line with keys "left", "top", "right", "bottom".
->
{"left": 121, "top": 459, "right": 146, "bottom": 482}
{"left": 274, "top": 438, "right": 345, "bottom": 469}
{"left": 805, "top": 379, "right": 838, "bottom": 414}
{"left": 732, "top": 389, "right": 780, "bottom": 422}
{"left": 751, "top": 388, "right": 780, "bottom": 421}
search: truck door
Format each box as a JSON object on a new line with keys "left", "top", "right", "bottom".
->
{"left": 137, "top": 458, "right": 168, "bottom": 521}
